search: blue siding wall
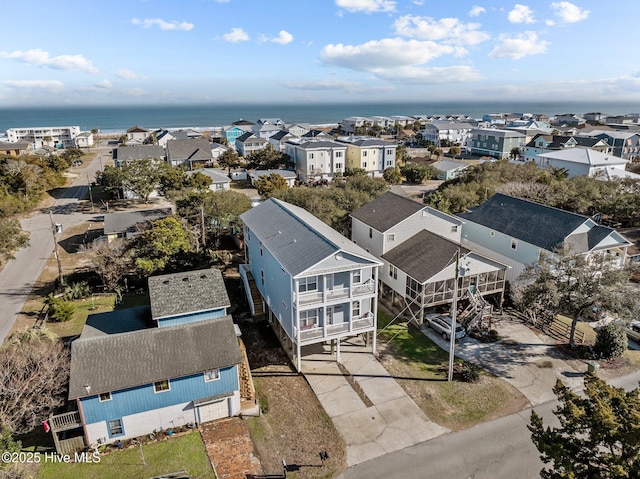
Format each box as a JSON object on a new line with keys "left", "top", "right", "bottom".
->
{"left": 80, "top": 366, "right": 238, "bottom": 424}
{"left": 157, "top": 308, "right": 227, "bottom": 328}
{"left": 245, "top": 227, "right": 294, "bottom": 337}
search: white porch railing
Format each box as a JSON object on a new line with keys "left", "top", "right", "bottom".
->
{"left": 298, "top": 313, "right": 375, "bottom": 342}
{"left": 295, "top": 282, "right": 375, "bottom": 306}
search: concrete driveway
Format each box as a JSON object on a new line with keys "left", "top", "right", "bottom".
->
{"left": 422, "top": 318, "right": 586, "bottom": 405}
{"left": 301, "top": 337, "right": 448, "bottom": 467}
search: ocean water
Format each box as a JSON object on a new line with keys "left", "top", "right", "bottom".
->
{"left": 1, "top": 101, "right": 640, "bottom": 135}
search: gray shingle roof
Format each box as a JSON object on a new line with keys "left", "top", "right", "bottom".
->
{"left": 458, "top": 193, "right": 589, "bottom": 251}
{"left": 103, "top": 208, "right": 172, "bottom": 235}
{"left": 382, "top": 230, "right": 470, "bottom": 283}
{"left": 350, "top": 192, "right": 424, "bottom": 232}
{"left": 115, "top": 145, "right": 166, "bottom": 161}
{"left": 166, "top": 138, "right": 213, "bottom": 161}
{"left": 241, "top": 198, "right": 381, "bottom": 278}
{"left": 187, "top": 168, "right": 230, "bottom": 184}
{"left": 148, "top": 269, "right": 230, "bottom": 320}
{"left": 69, "top": 315, "right": 241, "bottom": 399}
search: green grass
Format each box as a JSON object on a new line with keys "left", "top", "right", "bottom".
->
{"left": 377, "top": 308, "right": 530, "bottom": 430}
{"left": 46, "top": 296, "right": 116, "bottom": 339}
{"left": 377, "top": 309, "right": 449, "bottom": 378}
{"left": 38, "top": 432, "right": 215, "bottom": 479}
{"left": 557, "top": 314, "right": 597, "bottom": 344}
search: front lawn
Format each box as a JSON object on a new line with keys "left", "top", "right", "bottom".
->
{"left": 38, "top": 431, "right": 214, "bottom": 479}
{"left": 377, "top": 308, "right": 530, "bottom": 431}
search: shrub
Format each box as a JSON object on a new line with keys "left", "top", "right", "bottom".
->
{"left": 461, "top": 363, "right": 481, "bottom": 382}
{"left": 44, "top": 294, "right": 76, "bottom": 322}
{"left": 594, "top": 322, "right": 627, "bottom": 359}
{"left": 63, "top": 281, "right": 91, "bottom": 300}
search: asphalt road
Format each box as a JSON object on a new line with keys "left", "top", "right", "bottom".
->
{"left": 339, "top": 370, "right": 640, "bottom": 479}
{"left": 0, "top": 145, "right": 112, "bottom": 342}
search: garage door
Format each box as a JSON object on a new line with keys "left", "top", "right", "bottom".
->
{"left": 198, "top": 399, "right": 229, "bottom": 423}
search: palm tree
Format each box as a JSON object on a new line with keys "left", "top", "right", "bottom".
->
{"left": 7, "top": 327, "right": 58, "bottom": 346}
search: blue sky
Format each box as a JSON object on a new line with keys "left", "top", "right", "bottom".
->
{"left": 1, "top": 0, "right": 638, "bottom": 106}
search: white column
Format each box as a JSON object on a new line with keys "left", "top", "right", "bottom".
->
{"left": 336, "top": 338, "right": 341, "bottom": 363}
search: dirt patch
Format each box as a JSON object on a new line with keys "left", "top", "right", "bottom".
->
{"left": 200, "top": 418, "right": 262, "bottom": 479}
{"left": 240, "top": 320, "right": 346, "bottom": 479}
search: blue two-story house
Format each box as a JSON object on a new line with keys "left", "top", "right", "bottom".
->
{"left": 239, "top": 198, "right": 382, "bottom": 372}
{"left": 61, "top": 269, "right": 245, "bottom": 450}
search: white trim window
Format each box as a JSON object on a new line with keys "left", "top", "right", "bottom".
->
{"left": 299, "top": 276, "right": 318, "bottom": 292}
{"left": 353, "top": 270, "right": 362, "bottom": 283}
{"left": 153, "top": 379, "right": 171, "bottom": 393}
{"left": 300, "top": 309, "right": 319, "bottom": 329}
{"left": 99, "top": 392, "right": 112, "bottom": 402}
{"left": 389, "top": 265, "right": 398, "bottom": 280}
{"left": 204, "top": 369, "right": 220, "bottom": 382}
{"left": 108, "top": 419, "right": 123, "bottom": 436}
{"left": 352, "top": 300, "right": 361, "bottom": 318}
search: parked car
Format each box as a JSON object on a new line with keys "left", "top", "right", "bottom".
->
{"left": 425, "top": 314, "right": 466, "bottom": 341}
{"left": 626, "top": 321, "right": 640, "bottom": 343}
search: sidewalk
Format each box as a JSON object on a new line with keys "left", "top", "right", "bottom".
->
{"left": 301, "top": 337, "right": 448, "bottom": 467}
{"left": 422, "top": 319, "right": 587, "bottom": 405}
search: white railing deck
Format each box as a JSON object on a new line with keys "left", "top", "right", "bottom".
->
{"left": 295, "top": 282, "right": 375, "bottom": 306}
{"left": 298, "top": 314, "right": 374, "bottom": 342}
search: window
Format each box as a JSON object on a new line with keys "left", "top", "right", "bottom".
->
{"left": 369, "top": 227, "right": 373, "bottom": 238}
{"left": 310, "top": 153, "right": 315, "bottom": 159}
{"left": 99, "top": 392, "right": 112, "bottom": 402}
{"left": 298, "top": 276, "right": 318, "bottom": 292}
{"left": 335, "top": 151, "right": 343, "bottom": 158}
{"left": 387, "top": 149, "right": 393, "bottom": 155}
{"left": 261, "top": 269, "right": 264, "bottom": 286}
{"left": 363, "top": 162, "right": 367, "bottom": 168}
{"left": 353, "top": 270, "right": 362, "bottom": 283}
{"left": 335, "top": 162, "right": 343, "bottom": 170}
{"left": 300, "top": 309, "right": 318, "bottom": 328}
{"left": 490, "top": 231, "right": 495, "bottom": 237}
{"left": 363, "top": 151, "right": 368, "bottom": 157}
{"left": 352, "top": 300, "right": 360, "bottom": 318}
{"left": 451, "top": 225, "right": 458, "bottom": 233}
{"left": 511, "top": 239, "right": 518, "bottom": 250}
{"left": 154, "top": 380, "right": 170, "bottom": 393}
{"left": 389, "top": 265, "right": 398, "bottom": 280}
{"left": 108, "top": 419, "right": 123, "bottom": 437}
{"left": 387, "top": 233, "right": 395, "bottom": 242}
{"left": 204, "top": 369, "right": 220, "bottom": 382}
{"left": 259, "top": 242, "right": 263, "bottom": 256}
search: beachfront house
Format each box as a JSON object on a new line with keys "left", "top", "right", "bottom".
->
{"left": 56, "top": 269, "right": 252, "bottom": 453}
{"left": 239, "top": 198, "right": 382, "bottom": 371}
{"left": 6, "top": 126, "right": 80, "bottom": 149}
{"left": 458, "top": 193, "right": 632, "bottom": 282}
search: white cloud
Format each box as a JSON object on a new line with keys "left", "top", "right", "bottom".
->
{"left": 131, "top": 18, "right": 194, "bottom": 31}
{"left": 94, "top": 79, "right": 112, "bottom": 89}
{"left": 469, "top": 6, "right": 486, "bottom": 17}
{"left": 550, "top": 1, "right": 590, "bottom": 24}
{"left": 376, "top": 65, "right": 483, "bottom": 84}
{"left": 267, "top": 30, "right": 294, "bottom": 45}
{"left": 413, "top": 0, "right": 424, "bottom": 5}
{"left": 116, "top": 69, "right": 138, "bottom": 80}
{"left": 321, "top": 38, "right": 458, "bottom": 72}
{"left": 335, "top": 0, "right": 396, "bottom": 13}
{"left": 0, "top": 49, "right": 98, "bottom": 74}
{"left": 489, "top": 31, "right": 549, "bottom": 60}
{"left": 393, "top": 15, "right": 490, "bottom": 46}
{"left": 508, "top": 4, "right": 535, "bottom": 24}
{"left": 223, "top": 27, "right": 249, "bottom": 42}
{"left": 5, "top": 80, "right": 64, "bottom": 91}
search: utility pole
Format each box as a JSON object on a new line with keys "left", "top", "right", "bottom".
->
{"left": 448, "top": 249, "right": 460, "bottom": 382}
{"left": 200, "top": 205, "right": 207, "bottom": 249}
{"left": 87, "top": 174, "right": 94, "bottom": 212}
{"left": 49, "top": 211, "right": 64, "bottom": 286}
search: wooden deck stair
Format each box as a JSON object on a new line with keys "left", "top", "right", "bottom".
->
{"left": 237, "top": 338, "right": 256, "bottom": 410}
{"left": 246, "top": 272, "right": 264, "bottom": 316}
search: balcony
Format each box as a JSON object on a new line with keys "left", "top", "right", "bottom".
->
{"left": 295, "top": 281, "right": 375, "bottom": 307}
{"left": 298, "top": 313, "right": 375, "bottom": 342}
